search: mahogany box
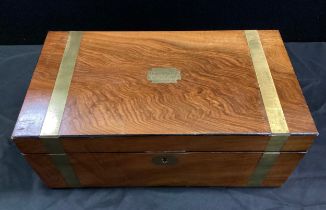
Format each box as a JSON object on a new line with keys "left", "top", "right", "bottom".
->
{"left": 12, "top": 30, "right": 318, "bottom": 188}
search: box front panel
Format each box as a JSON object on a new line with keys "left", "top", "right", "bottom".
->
{"left": 15, "top": 135, "right": 314, "bottom": 154}
{"left": 24, "top": 152, "right": 304, "bottom": 188}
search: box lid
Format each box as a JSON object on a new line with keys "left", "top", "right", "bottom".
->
{"left": 12, "top": 30, "right": 317, "bottom": 140}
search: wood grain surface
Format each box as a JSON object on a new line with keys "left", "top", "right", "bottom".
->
{"left": 61, "top": 31, "right": 269, "bottom": 135}
{"left": 24, "top": 152, "right": 304, "bottom": 187}
{"left": 24, "top": 154, "right": 67, "bottom": 188}
{"left": 13, "top": 31, "right": 317, "bottom": 187}
{"left": 12, "top": 30, "right": 317, "bottom": 138}
{"left": 259, "top": 31, "right": 317, "bottom": 134}
{"left": 13, "top": 32, "right": 68, "bottom": 137}
{"left": 15, "top": 135, "right": 314, "bottom": 153}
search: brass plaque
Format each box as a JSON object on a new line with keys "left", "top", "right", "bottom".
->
{"left": 147, "top": 67, "right": 181, "bottom": 83}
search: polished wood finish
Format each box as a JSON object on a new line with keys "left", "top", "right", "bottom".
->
{"left": 12, "top": 30, "right": 317, "bottom": 187}
{"left": 262, "top": 152, "right": 304, "bottom": 186}
{"left": 24, "top": 152, "right": 304, "bottom": 188}
{"left": 13, "top": 32, "right": 68, "bottom": 137}
{"left": 61, "top": 31, "right": 268, "bottom": 135}
{"left": 259, "top": 31, "right": 317, "bottom": 134}
{"left": 15, "top": 135, "right": 314, "bottom": 154}
{"left": 24, "top": 154, "right": 67, "bottom": 188}
{"left": 13, "top": 30, "right": 317, "bottom": 138}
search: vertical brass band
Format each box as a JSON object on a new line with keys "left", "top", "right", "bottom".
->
{"left": 40, "top": 31, "right": 82, "bottom": 137}
{"left": 245, "top": 30, "right": 290, "bottom": 186}
{"left": 247, "top": 152, "right": 280, "bottom": 186}
{"left": 245, "top": 30, "right": 289, "bottom": 134}
{"left": 40, "top": 31, "right": 82, "bottom": 187}
{"left": 265, "top": 135, "right": 289, "bottom": 152}
{"left": 49, "top": 154, "right": 81, "bottom": 188}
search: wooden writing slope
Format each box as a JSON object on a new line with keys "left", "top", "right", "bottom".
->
{"left": 12, "top": 30, "right": 317, "bottom": 187}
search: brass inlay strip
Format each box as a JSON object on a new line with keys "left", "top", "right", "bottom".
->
{"left": 245, "top": 30, "right": 289, "bottom": 135}
{"left": 42, "top": 138, "right": 66, "bottom": 154}
{"left": 245, "top": 30, "right": 289, "bottom": 186}
{"left": 264, "top": 134, "right": 289, "bottom": 152}
{"left": 40, "top": 31, "right": 82, "bottom": 187}
{"left": 247, "top": 152, "right": 280, "bottom": 186}
{"left": 49, "top": 154, "right": 81, "bottom": 188}
{"left": 40, "top": 31, "right": 82, "bottom": 137}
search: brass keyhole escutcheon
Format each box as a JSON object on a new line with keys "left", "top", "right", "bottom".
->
{"left": 152, "top": 155, "right": 177, "bottom": 165}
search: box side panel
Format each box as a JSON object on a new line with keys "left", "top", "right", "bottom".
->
{"left": 23, "top": 152, "right": 304, "bottom": 188}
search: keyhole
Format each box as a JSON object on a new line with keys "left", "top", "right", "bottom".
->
{"left": 161, "top": 157, "right": 168, "bottom": 164}
{"left": 152, "top": 155, "right": 177, "bottom": 165}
